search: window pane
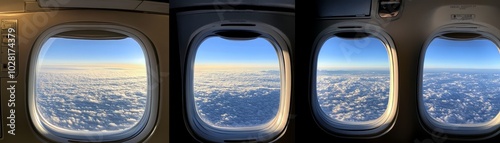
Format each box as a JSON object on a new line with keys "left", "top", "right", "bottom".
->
{"left": 317, "top": 36, "right": 390, "bottom": 122}
{"left": 36, "top": 37, "right": 147, "bottom": 131}
{"left": 193, "top": 37, "right": 280, "bottom": 127}
{"left": 423, "top": 37, "right": 500, "bottom": 124}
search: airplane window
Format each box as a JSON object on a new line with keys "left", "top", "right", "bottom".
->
{"left": 316, "top": 36, "right": 391, "bottom": 123}
{"left": 313, "top": 31, "right": 398, "bottom": 136}
{"left": 35, "top": 37, "right": 148, "bottom": 132}
{"left": 193, "top": 36, "right": 280, "bottom": 128}
{"left": 423, "top": 37, "right": 500, "bottom": 125}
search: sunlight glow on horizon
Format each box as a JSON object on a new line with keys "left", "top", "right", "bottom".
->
{"left": 39, "top": 64, "right": 146, "bottom": 70}
{"left": 194, "top": 64, "right": 279, "bottom": 70}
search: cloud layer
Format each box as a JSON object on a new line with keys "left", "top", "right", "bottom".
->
{"left": 317, "top": 70, "right": 390, "bottom": 122}
{"left": 423, "top": 70, "right": 500, "bottom": 124}
{"left": 36, "top": 68, "right": 147, "bottom": 131}
{"left": 194, "top": 70, "right": 280, "bottom": 127}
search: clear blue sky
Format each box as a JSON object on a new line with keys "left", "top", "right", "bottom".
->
{"left": 317, "top": 36, "right": 390, "bottom": 69}
{"left": 424, "top": 38, "right": 500, "bottom": 69}
{"left": 39, "top": 37, "right": 146, "bottom": 65}
{"left": 195, "top": 36, "right": 279, "bottom": 66}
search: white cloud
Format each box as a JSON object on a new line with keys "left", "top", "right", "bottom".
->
{"left": 194, "top": 70, "right": 281, "bottom": 127}
{"left": 423, "top": 71, "right": 500, "bottom": 124}
{"left": 316, "top": 70, "right": 390, "bottom": 122}
{"left": 36, "top": 68, "right": 147, "bottom": 131}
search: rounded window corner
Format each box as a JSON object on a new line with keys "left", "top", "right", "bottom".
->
{"left": 28, "top": 23, "right": 159, "bottom": 143}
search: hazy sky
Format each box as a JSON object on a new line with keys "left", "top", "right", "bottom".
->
{"left": 194, "top": 36, "right": 279, "bottom": 67}
{"left": 39, "top": 37, "right": 146, "bottom": 66}
{"left": 317, "top": 36, "right": 390, "bottom": 70}
{"left": 424, "top": 37, "right": 500, "bottom": 69}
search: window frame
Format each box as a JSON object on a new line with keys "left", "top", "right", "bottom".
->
{"left": 184, "top": 22, "right": 292, "bottom": 142}
{"left": 28, "top": 23, "right": 159, "bottom": 142}
{"left": 311, "top": 22, "right": 399, "bottom": 137}
{"left": 418, "top": 23, "right": 500, "bottom": 139}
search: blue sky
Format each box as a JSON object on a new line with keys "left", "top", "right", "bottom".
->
{"left": 317, "top": 36, "right": 390, "bottom": 70}
{"left": 424, "top": 38, "right": 500, "bottom": 69}
{"left": 39, "top": 35, "right": 499, "bottom": 70}
{"left": 194, "top": 36, "right": 279, "bottom": 67}
{"left": 39, "top": 37, "right": 146, "bottom": 66}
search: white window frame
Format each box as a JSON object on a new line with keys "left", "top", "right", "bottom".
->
{"left": 185, "top": 22, "right": 292, "bottom": 142}
{"left": 419, "top": 23, "right": 500, "bottom": 138}
{"left": 28, "top": 23, "right": 159, "bottom": 142}
{"left": 311, "top": 22, "right": 399, "bottom": 137}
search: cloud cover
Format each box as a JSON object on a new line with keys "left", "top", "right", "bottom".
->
{"left": 36, "top": 67, "right": 147, "bottom": 131}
